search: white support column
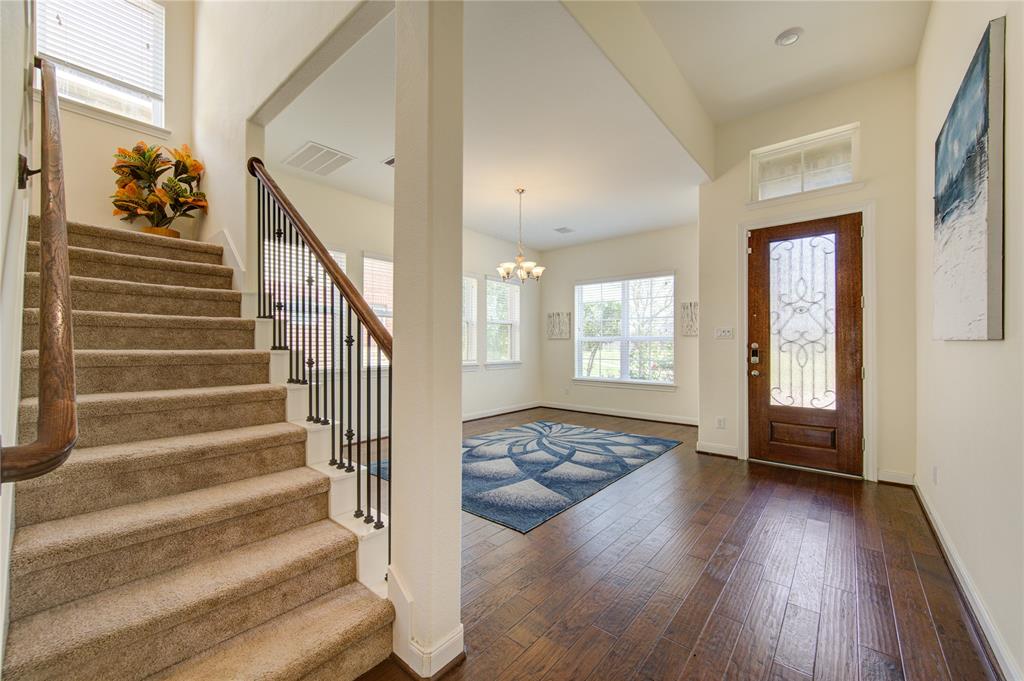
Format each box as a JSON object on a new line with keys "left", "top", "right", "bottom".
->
{"left": 389, "top": 1, "right": 465, "bottom": 678}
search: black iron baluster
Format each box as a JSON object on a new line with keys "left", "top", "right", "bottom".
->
{"left": 257, "top": 184, "right": 264, "bottom": 317}
{"left": 299, "top": 235, "right": 308, "bottom": 386}
{"left": 354, "top": 319, "right": 363, "bottom": 518}
{"left": 271, "top": 206, "right": 281, "bottom": 349}
{"left": 305, "top": 247, "right": 314, "bottom": 418}
{"left": 286, "top": 221, "right": 296, "bottom": 380}
{"left": 312, "top": 260, "right": 320, "bottom": 422}
{"left": 320, "top": 265, "right": 329, "bottom": 425}
{"left": 375, "top": 345, "right": 384, "bottom": 529}
{"left": 365, "top": 330, "right": 374, "bottom": 525}
{"left": 345, "top": 305, "right": 355, "bottom": 473}
{"left": 328, "top": 283, "right": 337, "bottom": 467}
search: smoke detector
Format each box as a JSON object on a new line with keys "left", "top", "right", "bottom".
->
{"left": 554, "top": 227, "right": 574, "bottom": 234}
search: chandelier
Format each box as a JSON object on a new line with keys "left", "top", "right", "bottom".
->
{"left": 497, "top": 187, "right": 545, "bottom": 282}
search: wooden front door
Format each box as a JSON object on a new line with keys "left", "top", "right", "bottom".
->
{"left": 747, "top": 213, "right": 863, "bottom": 475}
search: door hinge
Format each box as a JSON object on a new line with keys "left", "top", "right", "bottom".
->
{"left": 860, "top": 225, "right": 865, "bottom": 238}
{"left": 861, "top": 366, "right": 866, "bottom": 381}
{"left": 862, "top": 437, "right": 866, "bottom": 451}
{"left": 747, "top": 247, "right": 752, "bottom": 254}
{"left": 860, "top": 295, "right": 865, "bottom": 309}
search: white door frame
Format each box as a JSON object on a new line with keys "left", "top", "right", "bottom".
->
{"left": 736, "top": 201, "right": 878, "bottom": 481}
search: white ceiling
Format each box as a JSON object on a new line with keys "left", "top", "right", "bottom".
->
{"left": 637, "top": 1, "right": 930, "bottom": 123}
{"left": 265, "top": 2, "right": 705, "bottom": 251}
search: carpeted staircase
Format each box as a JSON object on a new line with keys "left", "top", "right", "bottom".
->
{"left": 4, "top": 217, "right": 394, "bottom": 681}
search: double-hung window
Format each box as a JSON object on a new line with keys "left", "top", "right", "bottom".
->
{"left": 363, "top": 256, "right": 393, "bottom": 367}
{"left": 486, "top": 278, "right": 520, "bottom": 363}
{"left": 462, "top": 276, "right": 478, "bottom": 364}
{"left": 575, "top": 275, "right": 675, "bottom": 384}
{"left": 37, "top": 0, "right": 166, "bottom": 127}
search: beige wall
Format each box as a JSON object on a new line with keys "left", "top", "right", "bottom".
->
{"left": 275, "top": 172, "right": 543, "bottom": 420}
{"left": 915, "top": 3, "right": 1024, "bottom": 675}
{"left": 539, "top": 224, "right": 699, "bottom": 423}
{"left": 192, "top": 0, "right": 361, "bottom": 288}
{"left": 30, "top": 0, "right": 195, "bottom": 236}
{"left": 697, "top": 67, "right": 917, "bottom": 480}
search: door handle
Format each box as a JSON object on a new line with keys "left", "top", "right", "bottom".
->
{"left": 751, "top": 369, "right": 760, "bottom": 377}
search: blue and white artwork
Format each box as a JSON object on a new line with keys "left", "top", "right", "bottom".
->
{"left": 372, "top": 421, "right": 678, "bottom": 532}
{"left": 933, "top": 17, "right": 1005, "bottom": 340}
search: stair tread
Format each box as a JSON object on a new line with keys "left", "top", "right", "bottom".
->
{"left": 28, "top": 241, "right": 233, "bottom": 277}
{"left": 11, "top": 467, "right": 329, "bottom": 576}
{"left": 30, "top": 216, "right": 223, "bottom": 257}
{"left": 25, "top": 272, "right": 241, "bottom": 301}
{"left": 149, "top": 582, "right": 394, "bottom": 681}
{"left": 22, "top": 348, "right": 270, "bottom": 368}
{"left": 3, "top": 520, "right": 356, "bottom": 677}
{"left": 23, "top": 308, "right": 254, "bottom": 328}
{"left": 20, "top": 383, "right": 286, "bottom": 413}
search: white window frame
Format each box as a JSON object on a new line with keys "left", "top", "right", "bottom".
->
{"left": 749, "top": 123, "right": 861, "bottom": 203}
{"left": 36, "top": 0, "right": 168, "bottom": 133}
{"left": 574, "top": 272, "right": 676, "bottom": 387}
{"left": 485, "top": 276, "right": 520, "bottom": 365}
{"left": 462, "top": 275, "right": 479, "bottom": 366}
{"left": 362, "top": 253, "right": 393, "bottom": 368}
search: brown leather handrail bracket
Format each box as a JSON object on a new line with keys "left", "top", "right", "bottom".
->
{"left": 1, "top": 57, "right": 78, "bottom": 482}
{"left": 247, "top": 157, "right": 393, "bottom": 359}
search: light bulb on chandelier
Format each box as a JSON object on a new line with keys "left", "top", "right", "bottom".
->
{"left": 497, "top": 187, "right": 545, "bottom": 282}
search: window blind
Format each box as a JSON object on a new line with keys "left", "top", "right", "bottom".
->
{"left": 37, "top": 0, "right": 165, "bottom": 124}
{"left": 462, "top": 277, "right": 478, "bottom": 363}
{"left": 575, "top": 275, "right": 674, "bottom": 384}
{"left": 486, "top": 278, "right": 520, "bottom": 362}
{"left": 363, "top": 257, "right": 393, "bottom": 367}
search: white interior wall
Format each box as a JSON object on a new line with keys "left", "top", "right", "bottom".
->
{"left": 914, "top": 3, "right": 1024, "bottom": 675}
{"left": 697, "top": 67, "right": 917, "bottom": 480}
{"left": 0, "top": 0, "right": 33, "bottom": 661}
{"left": 30, "top": 0, "right": 195, "bottom": 236}
{"left": 539, "top": 224, "right": 699, "bottom": 424}
{"left": 274, "top": 172, "right": 543, "bottom": 420}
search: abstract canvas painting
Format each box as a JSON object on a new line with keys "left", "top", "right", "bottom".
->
{"left": 546, "top": 312, "right": 571, "bottom": 339}
{"left": 933, "top": 17, "right": 1005, "bottom": 340}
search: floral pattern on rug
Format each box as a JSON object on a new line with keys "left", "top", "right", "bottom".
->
{"left": 375, "top": 420, "right": 679, "bottom": 532}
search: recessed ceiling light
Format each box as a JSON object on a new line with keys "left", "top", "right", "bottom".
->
{"left": 775, "top": 27, "right": 803, "bottom": 47}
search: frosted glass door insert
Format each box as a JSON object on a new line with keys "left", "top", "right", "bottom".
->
{"left": 769, "top": 234, "right": 837, "bottom": 409}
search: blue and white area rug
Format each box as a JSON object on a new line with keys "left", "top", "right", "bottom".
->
{"left": 373, "top": 420, "right": 679, "bottom": 533}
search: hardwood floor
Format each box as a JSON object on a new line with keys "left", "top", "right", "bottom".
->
{"left": 358, "top": 408, "right": 999, "bottom": 681}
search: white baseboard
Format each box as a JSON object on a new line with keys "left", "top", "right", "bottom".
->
{"left": 462, "top": 401, "right": 541, "bottom": 422}
{"left": 541, "top": 401, "right": 698, "bottom": 426}
{"left": 914, "top": 485, "right": 1021, "bottom": 681}
{"left": 388, "top": 567, "right": 465, "bottom": 678}
{"left": 877, "top": 469, "right": 915, "bottom": 485}
{"left": 205, "top": 228, "right": 245, "bottom": 290}
{"left": 696, "top": 440, "right": 738, "bottom": 457}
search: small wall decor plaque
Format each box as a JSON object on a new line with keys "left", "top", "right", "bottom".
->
{"left": 680, "top": 301, "right": 699, "bottom": 337}
{"left": 547, "top": 312, "right": 571, "bottom": 340}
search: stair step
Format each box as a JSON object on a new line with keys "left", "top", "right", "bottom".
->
{"left": 149, "top": 583, "right": 394, "bottom": 681}
{"left": 26, "top": 242, "right": 233, "bottom": 289}
{"left": 18, "top": 384, "right": 286, "bottom": 448}
{"left": 21, "top": 309, "right": 254, "bottom": 350}
{"left": 14, "top": 422, "right": 307, "bottom": 525}
{"left": 9, "top": 467, "right": 329, "bottom": 618}
{"left": 29, "top": 215, "right": 224, "bottom": 265}
{"left": 24, "top": 273, "right": 241, "bottom": 317}
{"left": 3, "top": 520, "right": 356, "bottom": 681}
{"left": 21, "top": 349, "right": 270, "bottom": 397}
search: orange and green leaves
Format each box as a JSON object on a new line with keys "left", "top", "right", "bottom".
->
{"left": 110, "top": 142, "right": 207, "bottom": 228}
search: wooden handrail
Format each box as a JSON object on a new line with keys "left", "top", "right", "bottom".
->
{"left": 1, "top": 57, "right": 78, "bottom": 482}
{"left": 247, "top": 157, "right": 393, "bottom": 359}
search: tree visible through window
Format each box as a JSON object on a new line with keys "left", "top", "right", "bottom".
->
{"left": 486, "top": 278, "right": 520, "bottom": 363}
{"left": 37, "top": 0, "right": 166, "bottom": 126}
{"left": 575, "top": 275, "right": 674, "bottom": 384}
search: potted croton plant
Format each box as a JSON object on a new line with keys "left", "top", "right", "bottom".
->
{"left": 110, "top": 141, "right": 208, "bottom": 238}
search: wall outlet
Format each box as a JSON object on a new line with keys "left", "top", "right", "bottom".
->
{"left": 714, "top": 327, "right": 735, "bottom": 340}
{"left": 932, "top": 465, "right": 939, "bottom": 486}
{"left": 715, "top": 417, "right": 726, "bottom": 429}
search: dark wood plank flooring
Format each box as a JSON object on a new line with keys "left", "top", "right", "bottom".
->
{"left": 358, "top": 408, "right": 999, "bottom": 681}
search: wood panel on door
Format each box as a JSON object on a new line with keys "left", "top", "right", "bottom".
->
{"left": 747, "top": 213, "right": 863, "bottom": 475}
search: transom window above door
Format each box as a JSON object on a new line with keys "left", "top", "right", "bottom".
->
{"left": 750, "top": 123, "right": 860, "bottom": 202}
{"left": 37, "top": 0, "right": 166, "bottom": 127}
{"left": 574, "top": 275, "right": 675, "bottom": 385}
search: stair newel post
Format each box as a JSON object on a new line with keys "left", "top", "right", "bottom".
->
{"left": 375, "top": 346, "right": 384, "bottom": 529}
{"left": 364, "top": 329, "right": 374, "bottom": 525}
{"left": 354, "top": 319, "right": 363, "bottom": 518}
{"left": 345, "top": 305, "right": 355, "bottom": 473}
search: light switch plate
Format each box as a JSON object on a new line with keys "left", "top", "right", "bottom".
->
{"left": 714, "top": 327, "right": 735, "bottom": 340}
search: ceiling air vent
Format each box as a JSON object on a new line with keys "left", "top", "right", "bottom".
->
{"left": 382, "top": 156, "right": 396, "bottom": 168}
{"left": 284, "top": 141, "right": 354, "bottom": 176}
{"left": 554, "top": 227, "right": 574, "bottom": 234}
